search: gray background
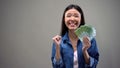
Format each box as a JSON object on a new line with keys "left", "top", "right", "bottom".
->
{"left": 0, "top": 0, "right": 120, "bottom": 68}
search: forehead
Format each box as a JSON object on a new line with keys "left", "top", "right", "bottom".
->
{"left": 65, "top": 8, "right": 80, "bottom": 14}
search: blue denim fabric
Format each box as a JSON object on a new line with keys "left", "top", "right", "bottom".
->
{"left": 51, "top": 32, "right": 99, "bottom": 68}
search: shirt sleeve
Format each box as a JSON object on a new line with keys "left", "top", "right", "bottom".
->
{"left": 51, "top": 43, "right": 64, "bottom": 68}
{"left": 85, "top": 38, "right": 99, "bottom": 68}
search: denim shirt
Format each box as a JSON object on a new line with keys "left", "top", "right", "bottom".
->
{"left": 51, "top": 32, "right": 99, "bottom": 68}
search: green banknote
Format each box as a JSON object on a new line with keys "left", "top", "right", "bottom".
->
{"left": 75, "top": 25, "right": 96, "bottom": 42}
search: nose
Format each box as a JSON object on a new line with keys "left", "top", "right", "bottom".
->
{"left": 70, "top": 16, "right": 75, "bottom": 20}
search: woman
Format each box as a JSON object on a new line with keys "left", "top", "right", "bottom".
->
{"left": 51, "top": 4, "right": 99, "bottom": 68}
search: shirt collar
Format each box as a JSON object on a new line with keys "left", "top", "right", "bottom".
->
{"left": 62, "top": 32, "right": 81, "bottom": 44}
{"left": 62, "top": 32, "right": 70, "bottom": 43}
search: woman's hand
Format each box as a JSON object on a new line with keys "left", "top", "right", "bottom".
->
{"left": 52, "top": 35, "right": 61, "bottom": 47}
{"left": 82, "top": 36, "right": 91, "bottom": 51}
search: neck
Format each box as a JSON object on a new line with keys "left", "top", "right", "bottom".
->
{"left": 68, "top": 30, "right": 78, "bottom": 40}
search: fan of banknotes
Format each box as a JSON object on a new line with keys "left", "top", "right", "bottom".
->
{"left": 75, "top": 25, "right": 96, "bottom": 42}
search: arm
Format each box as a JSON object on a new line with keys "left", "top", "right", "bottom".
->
{"left": 88, "top": 38, "right": 99, "bottom": 68}
{"left": 82, "top": 37, "right": 99, "bottom": 68}
{"left": 51, "top": 43, "right": 64, "bottom": 68}
{"left": 51, "top": 35, "right": 64, "bottom": 68}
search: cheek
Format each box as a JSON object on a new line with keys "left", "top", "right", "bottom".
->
{"left": 78, "top": 19, "right": 81, "bottom": 25}
{"left": 64, "top": 18, "right": 69, "bottom": 25}
{"left": 64, "top": 17, "right": 68, "bottom": 22}
{"left": 76, "top": 18, "right": 81, "bottom": 24}
{"left": 78, "top": 18, "right": 81, "bottom": 24}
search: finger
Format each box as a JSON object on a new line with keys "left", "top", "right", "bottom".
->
{"left": 83, "top": 36, "right": 89, "bottom": 40}
{"left": 52, "top": 35, "right": 61, "bottom": 42}
{"left": 58, "top": 35, "right": 61, "bottom": 40}
{"left": 83, "top": 36, "right": 90, "bottom": 42}
{"left": 56, "top": 37, "right": 60, "bottom": 41}
{"left": 52, "top": 35, "right": 59, "bottom": 40}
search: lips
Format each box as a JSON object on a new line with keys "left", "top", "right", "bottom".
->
{"left": 68, "top": 20, "right": 78, "bottom": 27}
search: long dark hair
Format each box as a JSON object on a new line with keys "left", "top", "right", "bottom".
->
{"left": 60, "top": 4, "right": 85, "bottom": 36}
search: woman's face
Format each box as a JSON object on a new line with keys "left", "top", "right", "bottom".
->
{"left": 65, "top": 8, "right": 81, "bottom": 30}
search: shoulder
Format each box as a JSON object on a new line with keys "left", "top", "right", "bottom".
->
{"left": 91, "top": 38, "right": 97, "bottom": 45}
{"left": 89, "top": 38, "right": 98, "bottom": 50}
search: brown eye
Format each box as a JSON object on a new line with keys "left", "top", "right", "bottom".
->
{"left": 66, "top": 13, "right": 72, "bottom": 17}
{"left": 74, "top": 15, "right": 79, "bottom": 17}
{"left": 74, "top": 13, "right": 79, "bottom": 18}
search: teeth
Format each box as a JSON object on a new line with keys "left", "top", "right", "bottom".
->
{"left": 70, "top": 22, "right": 77, "bottom": 25}
{"left": 68, "top": 20, "right": 78, "bottom": 26}
{"left": 70, "top": 22, "right": 75, "bottom": 25}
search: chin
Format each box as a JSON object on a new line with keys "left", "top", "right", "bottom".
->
{"left": 69, "top": 27, "right": 78, "bottom": 30}
{"left": 69, "top": 28, "right": 77, "bottom": 31}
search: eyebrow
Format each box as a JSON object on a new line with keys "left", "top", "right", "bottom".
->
{"left": 66, "top": 13, "right": 80, "bottom": 16}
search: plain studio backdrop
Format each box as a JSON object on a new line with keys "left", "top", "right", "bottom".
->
{"left": 0, "top": 0, "right": 120, "bottom": 68}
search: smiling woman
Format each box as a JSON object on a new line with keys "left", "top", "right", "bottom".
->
{"left": 51, "top": 4, "right": 99, "bottom": 68}
{"left": 64, "top": 8, "right": 81, "bottom": 30}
